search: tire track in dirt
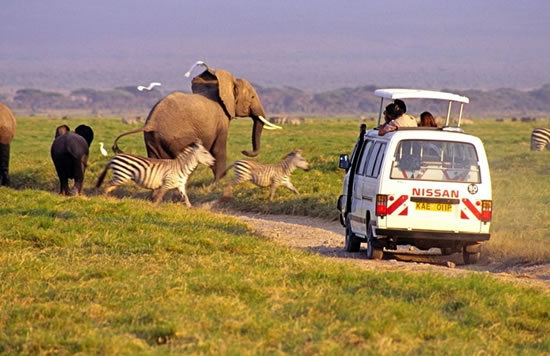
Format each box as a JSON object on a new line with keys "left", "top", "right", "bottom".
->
{"left": 203, "top": 204, "right": 550, "bottom": 289}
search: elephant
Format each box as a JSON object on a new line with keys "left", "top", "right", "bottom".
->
{"left": 112, "top": 62, "right": 281, "bottom": 182}
{"left": 50, "top": 124, "right": 94, "bottom": 196}
{"left": 0, "top": 101, "right": 16, "bottom": 187}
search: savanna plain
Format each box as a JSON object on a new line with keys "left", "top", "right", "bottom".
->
{"left": 1, "top": 116, "right": 549, "bottom": 354}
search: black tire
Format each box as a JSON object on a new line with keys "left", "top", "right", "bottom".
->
{"left": 365, "top": 220, "right": 383, "bottom": 260}
{"left": 463, "top": 244, "right": 481, "bottom": 265}
{"left": 337, "top": 195, "right": 345, "bottom": 227}
{"left": 344, "top": 216, "right": 361, "bottom": 252}
{"left": 463, "top": 251, "right": 480, "bottom": 265}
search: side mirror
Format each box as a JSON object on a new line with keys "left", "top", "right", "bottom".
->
{"left": 339, "top": 154, "right": 350, "bottom": 170}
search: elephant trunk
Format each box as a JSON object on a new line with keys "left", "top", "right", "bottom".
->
{"left": 241, "top": 115, "right": 282, "bottom": 157}
{"left": 242, "top": 116, "right": 264, "bottom": 157}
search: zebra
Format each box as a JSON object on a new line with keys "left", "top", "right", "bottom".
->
{"left": 96, "top": 139, "right": 215, "bottom": 207}
{"left": 531, "top": 128, "right": 550, "bottom": 151}
{"left": 223, "top": 150, "right": 310, "bottom": 201}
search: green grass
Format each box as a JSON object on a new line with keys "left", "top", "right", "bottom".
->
{"left": 1, "top": 116, "right": 550, "bottom": 354}
{"left": 7, "top": 116, "right": 550, "bottom": 264}
{"left": 465, "top": 121, "right": 550, "bottom": 263}
{"left": 1, "top": 189, "right": 549, "bottom": 354}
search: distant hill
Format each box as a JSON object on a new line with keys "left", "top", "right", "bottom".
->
{"left": 2, "top": 84, "right": 550, "bottom": 118}
{"left": 255, "top": 84, "right": 550, "bottom": 117}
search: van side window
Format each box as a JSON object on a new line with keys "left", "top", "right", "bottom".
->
{"left": 372, "top": 143, "right": 387, "bottom": 177}
{"left": 353, "top": 140, "right": 367, "bottom": 174}
{"left": 357, "top": 141, "right": 374, "bottom": 175}
{"left": 365, "top": 142, "right": 382, "bottom": 177}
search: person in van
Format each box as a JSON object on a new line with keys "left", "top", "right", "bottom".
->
{"left": 394, "top": 99, "right": 407, "bottom": 114}
{"left": 378, "top": 102, "right": 417, "bottom": 136}
{"left": 420, "top": 111, "right": 438, "bottom": 127}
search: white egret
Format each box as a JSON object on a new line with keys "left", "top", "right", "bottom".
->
{"left": 99, "top": 142, "right": 108, "bottom": 156}
{"left": 137, "top": 82, "right": 162, "bottom": 91}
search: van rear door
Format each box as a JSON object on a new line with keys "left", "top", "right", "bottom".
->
{"left": 381, "top": 139, "right": 488, "bottom": 234}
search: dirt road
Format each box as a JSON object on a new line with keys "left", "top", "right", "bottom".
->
{"left": 204, "top": 204, "right": 550, "bottom": 289}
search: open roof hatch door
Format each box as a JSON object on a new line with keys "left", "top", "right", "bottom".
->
{"left": 374, "top": 89, "right": 470, "bottom": 128}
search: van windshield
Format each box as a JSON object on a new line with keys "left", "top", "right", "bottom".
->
{"left": 390, "top": 140, "right": 481, "bottom": 183}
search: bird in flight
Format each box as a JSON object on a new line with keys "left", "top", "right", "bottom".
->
{"left": 137, "top": 82, "right": 162, "bottom": 91}
{"left": 184, "top": 60, "right": 208, "bottom": 77}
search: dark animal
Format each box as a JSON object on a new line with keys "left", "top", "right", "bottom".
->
{"left": 0, "top": 101, "right": 17, "bottom": 186}
{"left": 96, "top": 139, "right": 215, "bottom": 207}
{"left": 111, "top": 62, "right": 281, "bottom": 182}
{"left": 50, "top": 124, "right": 94, "bottom": 195}
{"left": 223, "top": 150, "right": 310, "bottom": 201}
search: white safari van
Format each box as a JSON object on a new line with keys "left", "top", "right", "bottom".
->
{"left": 337, "top": 89, "right": 492, "bottom": 264}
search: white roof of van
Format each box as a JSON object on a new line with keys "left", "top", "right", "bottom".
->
{"left": 374, "top": 88, "right": 470, "bottom": 104}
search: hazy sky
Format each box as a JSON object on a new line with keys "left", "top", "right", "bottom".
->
{"left": 1, "top": 0, "right": 549, "bottom": 92}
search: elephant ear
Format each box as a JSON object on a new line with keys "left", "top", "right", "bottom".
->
{"left": 191, "top": 68, "right": 236, "bottom": 118}
{"left": 75, "top": 125, "right": 94, "bottom": 147}
{"left": 214, "top": 69, "right": 236, "bottom": 119}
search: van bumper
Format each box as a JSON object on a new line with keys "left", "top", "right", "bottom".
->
{"left": 375, "top": 228, "right": 490, "bottom": 242}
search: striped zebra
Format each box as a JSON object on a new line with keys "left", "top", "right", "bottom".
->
{"left": 531, "top": 128, "right": 550, "bottom": 151}
{"left": 223, "top": 150, "right": 310, "bottom": 201}
{"left": 96, "top": 139, "right": 215, "bottom": 206}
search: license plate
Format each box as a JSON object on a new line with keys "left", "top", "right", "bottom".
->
{"left": 415, "top": 202, "right": 452, "bottom": 212}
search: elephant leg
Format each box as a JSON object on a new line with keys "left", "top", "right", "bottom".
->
{"left": 52, "top": 154, "right": 71, "bottom": 195}
{"left": 72, "top": 157, "right": 86, "bottom": 196}
{"left": 210, "top": 133, "right": 228, "bottom": 182}
{"left": 59, "top": 176, "right": 70, "bottom": 195}
{"left": 55, "top": 165, "right": 70, "bottom": 195}
{"left": 144, "top": 131, "right": 171, "bottom": 159}
{"left": 0, "top": 143, "right": 10, "bottom": 187}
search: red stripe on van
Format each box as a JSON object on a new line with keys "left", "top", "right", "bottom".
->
{"left": 399, "top": 207, "right": 408, "bottom": 216}
{"left": 462, "top": 198, "right": 481, "bottom": 220}
{"left": 387, "top": 195, "right": 408, "bottom": 215}
{"left": 460, "top": 210, "right": 469, "bottom": 219}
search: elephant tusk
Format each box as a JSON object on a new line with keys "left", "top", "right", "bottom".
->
{"left": 184, "top": 60, "right": 207, "bottom": 78}
{"left": 258, "top": 115, "right": 282, "bottom": 130}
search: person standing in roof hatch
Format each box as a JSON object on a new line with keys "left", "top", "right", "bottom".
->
{"left": 378, "top": 102, "right": 417, "bottom": 136}
{"left": 420, "top": 111, "right": 438, "bottom": 127}
{"left": 394, "top": 99, "right": 418, "bottom": 125}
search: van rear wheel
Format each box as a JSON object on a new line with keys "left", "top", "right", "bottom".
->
{"left": 463, "top": 251, "right": 480, "bottom": 264}
{"left": 344, "top": 216, "right": 361, "bottom": 252}
{"left": 366, "top": 220, "right": 383, "bottom": 260}
{"left": 463, "top": 244, "right": 481, "bottom": 265}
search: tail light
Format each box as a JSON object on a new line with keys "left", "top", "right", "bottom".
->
{"left": 481, "top": 200, "right": 492, "bottom": 222}
{"left": 376, "top": 194, "right": 388, "bottom": 216}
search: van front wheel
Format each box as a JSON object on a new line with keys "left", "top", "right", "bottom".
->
{"left": 366, "top": 220, "right": 383, "bottom": 260}
{"left": 344, "top": 216, "right": 361, "bottom": 252}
